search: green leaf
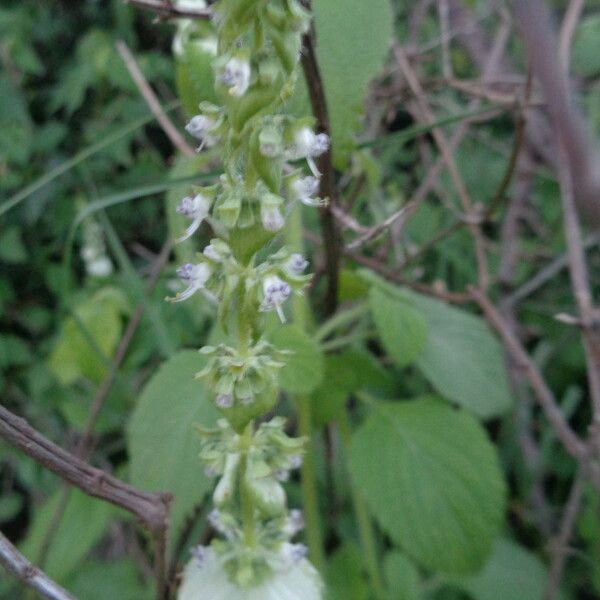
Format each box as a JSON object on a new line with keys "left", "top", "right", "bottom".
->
{"left": 362, "top": 271, "right": 513, "bottom": 418}
{"left": 67, "top": 559, "right": 152, "bottom": 600}
{"left": 454, "top": 538, "right": 563, "bottom": 600}
{"left": 326, "top": 543, "right": 369, "bottom": 600}
{"left": 128, "top": 350, "right": 219, "bottom": 544}
{"left": 48, "top": 287, "right": 129, "bottom": 385}
{"left": 292, "top": 0, "right": 393, "bottom": 168}
{"left": 573, "top": 15, "right": 600, "bottom": 77}
{"left": 19, "top": 489, "right": 114, "bottom": 583}
{"left": 349, "top": 397, "right": 506, "bottom": 574}
{"left": 369, "top": 286, "right": 427, "bottom": 368}
{"left": 311, "top": 349, "right": 394, "bottom": 425}
{"left": 403, "top": 288, "right": 513, "bottom": 419}
{"left": 383, "top": 552, "right": 421, "bottom": 600}
{"left": 267, "top": 325, "right": 324, "bottom": 394}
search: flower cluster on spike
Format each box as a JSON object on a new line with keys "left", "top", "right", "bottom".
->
{"left": 167, "top": 0, "right": 326, "bottom": 597}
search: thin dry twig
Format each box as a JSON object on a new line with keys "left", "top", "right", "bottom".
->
{"left": 0, "top": 532, "right": 78, "bottom": 600}
{"left": 556, "top": 146, "right": 600, "bottom": 421}
{"left": 0, "top": 404, "right": 172, "bottom": 532}
{"left": 470, "top": 287, "right": 588, "bottom": 464}
{"left": 116, "top": 41, "right": 195, "bottom": 157}
{"left": 558, "top": 0, "right": 585, "bottom": 73}
{"left": 395, "top": 44, "right": 490, "bottom": 288}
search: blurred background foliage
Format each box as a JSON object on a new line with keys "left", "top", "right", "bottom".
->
{"left": 1, "top": 0, "right": 600, "bottom": 599}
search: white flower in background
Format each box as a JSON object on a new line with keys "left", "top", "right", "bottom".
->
{"left": 81, "top": 220, "right": 113, "bottom": 279}
{"left": 185, "top": 115, "right": 219, "bottom": 151}
{"left": 290, "top": 176, "right": 325, "bottom": 207}
{"left": 260, "top": 275, "right": 291, "bottom": 323}
{"left": 176, "top": 193, "right": 211, "bottom": 241}
{"left": 87, "top": 256, "right": 113, "bottom": 278}
{"left": 285, "top": 128, "right": 329, "bottom": 177}
{"left": 168, "top": 263, "right": 212, "bottom": 303}
{"left": 219, "top": 57, "right": 251, "bottom": 97}
{"left": 178, "top": 547, "right": 323, "bottom": 600}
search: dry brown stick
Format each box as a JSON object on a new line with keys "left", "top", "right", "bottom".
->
{"left": 395, "top": 44, "right": 490, "bottom": 289}
{"left": 126, "top": 0, "right": 212, "bottom": 20}
{"left": 116, "top": 41, "right": 195, "bottom": 157}
{"left": 300, "top": 9, "right": 340, "bottom": 316}
{"left": 514, "top": 0, "right": 600, "bottom": 227}
{"left": 0, "top": 532, "right": 78, "bottom": 600}
{"left": 558, "top": 0, "right": 584, "bottom": 73}
{"left": 470, "top": 287, "right": 587, "bottom": 463}
{"left": 544, "top": 468, "right": 586, "bottom": 600}
{"left": 0, "top": 405, "right": 171, "bottom": 533}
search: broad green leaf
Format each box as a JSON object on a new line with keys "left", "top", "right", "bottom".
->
{"left": 20, "top": 489, "right": 114, "bottom": 583}
{"left": 349, "top": 397, "right": 506, "bottom": 574}
{"left": 267, "top": 325, "right": 324, "bottom": 394}
{"left": 128, "top": 350, "right": 219, "bottom": 544}
{"left": 326, "top": 543, "right": 369, "bottom": 600}
{"left": 290, "top": 0, "right": 393, "bottom": 168}
{"left": 67, "top": 559, "right": 152, "bottom": 600}
{"left": 369, "top": 286, "right": 427, "bottom": 368}
{"left": 455, "top": 538, "right": 562, "bottom": 600}
{"left": 48, "top": 287, "right": 129, "bottom": 385}
{"left": 361, "top": 271, "right": 512, "bottom": 418}
{"left": 311, "top": 349, "right": 394, "bottom": 425}
{"left": 402, "top": 288, "right": 513, "bottom": 418}
{"left": 383, "top": 552, "right": 421, "bottom": 600}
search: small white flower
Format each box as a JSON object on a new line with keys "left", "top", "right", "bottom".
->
{"left": 185, "top": 115, "right": 219, "bottom": 151}
{"left": 285, "top": 254, "right": 309, "bottom": 275}
{"left": 261, "top": 204, "right": 285, "bottom": 232}
{"left": 285, "top": 128, "right": 329, "bottom": 177}
{"left": 216, "top": 393, "right": 234, "bottom": 409}
{"left": 178, "top": 548, "right": 323, "bottom": 600}
{"left": 290, "top": 176, "right": 326, "bottom": 207}
{"left": 260, "top": 275, "right": 291, "bottom": 323}
{"left": 219, "top": 57, "right": 251, "bottom": 97}
{"left": 176, "top": 193, "right": 211, "bottom": 242}
{"left": 168, "top": 262, "right": 212, "bottom": 303}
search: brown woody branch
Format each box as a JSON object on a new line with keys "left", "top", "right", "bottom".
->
{"left": 0, "top": 404, "right": 172, "bottom": 533}
{"left": 0, "top": 532, "right": 78, "bottom": 600}
{"left": 0, "top": 404, "right": 172, "bottom": 598}
{"left": 301, "top": 11, "right": 341, "bottom": 316}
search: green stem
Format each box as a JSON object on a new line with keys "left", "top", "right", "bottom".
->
{"left": 239, "top": 423, "right": 256, "bottom": 546}
{"left": 286, "top": 204, "right": 325, "bottom": 570}
{"left": 298, "top": 395, "right": 325, "bottom": 570}
{"left": 338, "top": 410, "right": 387, "bottom": 600}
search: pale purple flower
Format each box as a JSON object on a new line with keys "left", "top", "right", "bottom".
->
{"left": 176, "top": 193, "right": 211, "bottom": 242}
{"left": 260, "top": 275, "right": 291, "bottom": 322}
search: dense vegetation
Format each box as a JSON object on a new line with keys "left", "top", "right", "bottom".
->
{"left": 2, "top": 0, "right": 600, "bottom": 599}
